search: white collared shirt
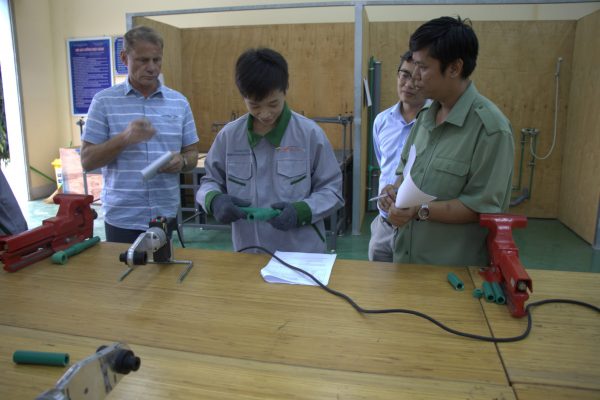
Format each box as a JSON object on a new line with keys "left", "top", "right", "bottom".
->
{"left": 373, "top": 102, "right": 416, "bottom": 218}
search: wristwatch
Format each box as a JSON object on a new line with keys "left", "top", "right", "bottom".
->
{"left": 417, "top": 203, "right": 430, "bottom": 221}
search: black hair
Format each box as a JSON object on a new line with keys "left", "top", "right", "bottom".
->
{"left": 397, "top": 50, "right": 413, "bottom": 72}
{"left": 409, "top": 16, "right": 478, "bottom": 79}
{"left": 124, "top": 26, "right": 164, "bottom": 53}
{"left": 235, "top": 48, "right": 289, "bottom": 101}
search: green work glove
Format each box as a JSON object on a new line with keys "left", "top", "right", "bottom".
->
{"left": 211, "top": 194, "right": 250, "bottom": 224}
{"left": 268, "top": 202, "right": 298, "bottom": 231}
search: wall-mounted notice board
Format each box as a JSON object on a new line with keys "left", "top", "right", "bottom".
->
{"left": 114, "top": 36, "right": 127, "bottom": 75}
{"left": 67, "top": 37, "right": 113, "bottom": 116}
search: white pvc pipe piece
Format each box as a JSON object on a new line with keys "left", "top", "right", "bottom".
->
{"left": 141, "top": 152, "right": 173, "bottom": 180}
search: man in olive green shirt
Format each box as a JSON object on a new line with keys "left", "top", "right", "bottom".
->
{"left": 380, "top": 16, "right": 514, "bottom": 266}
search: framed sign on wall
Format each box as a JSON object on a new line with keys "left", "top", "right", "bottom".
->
{"left": 114, "top": 36, "right": 128, "bottom": 75}
{"left": 67, "top": 37, "right": 113, "bottom": 116}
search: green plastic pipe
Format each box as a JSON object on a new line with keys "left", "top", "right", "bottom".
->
{"left": 472, "top": 288, "right": 484, "bottom": 299}
{"left": 240, "top": 207, "right": 281, "bottom": 221}
{"left": 491, "top": 282, "right": 507, "bottom": 305}
{"left": 13, "top": 350, "right": 69, "bottom": 366}
{"left": 447, "top": 272, "right": 464, "bottom": 291}
{"left": 528, "top": 133, "right": 537, "bottom": 200}
{"left": 367, "top": 57, "right": 375, "bottom": 172}
{"left": 51, "top": 236, "right": 101, "bottom": 265}
{"left": 481, "top": 281, "right": 496, "bottom": 303}
{"left": 28, "top": 165, "right": 56, "bottom": 183}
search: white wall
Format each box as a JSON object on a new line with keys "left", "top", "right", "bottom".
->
{"left": 13, "top": 0, "right": 63, "bottom": 199}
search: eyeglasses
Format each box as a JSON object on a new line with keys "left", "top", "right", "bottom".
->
{"left": 398, "top": 69, "right": 414, "bottom": 83}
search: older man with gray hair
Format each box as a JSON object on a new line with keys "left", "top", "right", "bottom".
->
{"left": 81, "top": 25, "right": 199, "bottom": 243}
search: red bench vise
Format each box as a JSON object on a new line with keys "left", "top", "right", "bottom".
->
{"left": 479, "top": 214, "right": 532, "bottom": 318}
{"left": 0, "top": 194, "right": 97, "bottom": 272}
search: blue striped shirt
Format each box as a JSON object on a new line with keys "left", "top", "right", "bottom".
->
{"left": 82, "top": 80, "right": 198, "bottom": 230}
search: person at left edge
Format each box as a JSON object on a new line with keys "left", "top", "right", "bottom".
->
{"left": 196, "top": 47, "right": 344, "bottom": 254}
{"left": 0, "top": 169, "right": 28, "bottom": 235}
{"left": 81, "top": 25, "right": 199, "bottom": 243}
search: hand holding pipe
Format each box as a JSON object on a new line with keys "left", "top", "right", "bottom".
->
{"left": 141, "top": 152, "right": 173, "bottom": 180}
{"left": 51, "top": 236, "right": 101, "bottom": 265}
{"left": 240, "top": 207, "right": 281, "bottom": 221}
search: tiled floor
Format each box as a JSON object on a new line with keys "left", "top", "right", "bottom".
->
{"left": 16, "top": 200, "right": 600, "bottom": 273}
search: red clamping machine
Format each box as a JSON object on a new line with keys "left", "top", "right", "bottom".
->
{"left": 0, "top": 194, "right": 97, "bottom": 272}
{"left": 479, "top": 214, "right": 533, "bottom": 318}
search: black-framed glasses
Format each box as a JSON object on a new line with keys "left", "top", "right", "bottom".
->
{"left": 398, "top": 69, "right": 414, "bottom": 83}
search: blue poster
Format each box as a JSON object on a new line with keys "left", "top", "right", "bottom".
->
{"left": 114, "top": 36, "right": 128, "bottom": 75}
{"left": 67, "top": 37, "right": 113, "bottom": 115}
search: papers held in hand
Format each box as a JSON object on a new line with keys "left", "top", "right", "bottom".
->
{"left": 395, "top": 145, "right": 436, "bottom": 208}
{"left": 367, "top": 146, "right": 435, "bottom": 206}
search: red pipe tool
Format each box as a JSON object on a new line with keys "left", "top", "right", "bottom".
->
{"left": 479, "top": 214, "right": 533, "bottom": 318}
{"left": 0, "top": 194, "right": 97, "bottom": 272}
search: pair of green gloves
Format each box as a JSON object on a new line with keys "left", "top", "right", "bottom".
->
{"left": 211, "top": 194, "right": 297, "bottom": 231}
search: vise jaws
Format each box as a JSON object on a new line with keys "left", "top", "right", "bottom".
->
{"left": 0, "top": 193, "right": 97, "bottom": 272}
{"left": 479, "top": 214, "right": 533, "bottom": 318}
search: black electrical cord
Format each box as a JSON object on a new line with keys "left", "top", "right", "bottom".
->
{"left": 175, "top": 224, "right": 186, "bottom": 249}
{"left": 239, "top": 245, "right": 600, "bottom": 343}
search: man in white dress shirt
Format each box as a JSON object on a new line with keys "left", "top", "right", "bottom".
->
{"left": 369, "top": 51, "right": 428, "bottom": 262}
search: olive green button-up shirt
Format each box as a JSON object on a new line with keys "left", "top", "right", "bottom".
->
{"left": 393, "top": 82, "right": 514, "bottom": 266}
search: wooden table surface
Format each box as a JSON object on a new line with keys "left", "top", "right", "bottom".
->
{"left": 0, "top": 325, "right": 516, "bottom": 400}
{"left": 470, "top": 267, "right": 600, "bottom": 398}
{"left": 0, "top": 243, "right": 594, "bottom": 399}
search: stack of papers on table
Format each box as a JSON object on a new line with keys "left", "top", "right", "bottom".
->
{"left": 261, "top": 251, "right": 336, "bottom": 286}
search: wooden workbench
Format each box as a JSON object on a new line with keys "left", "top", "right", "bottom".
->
{"left": 0, "top": 243, "right": 597, "bottom": 399}
{"left": 470, "top": 267, "right": 600, "bottom": 400}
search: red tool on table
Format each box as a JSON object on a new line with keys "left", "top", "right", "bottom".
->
{"left": 0, "top": 194, "right": 97, "bottom": 272}
{"left": 479, "top": 214, "right": 533, "bottom": 318}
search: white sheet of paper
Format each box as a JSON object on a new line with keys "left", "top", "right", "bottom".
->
{"left": 395, "top": 145, "right": 437, "bottom": 208}
{"left": 402, "top": 144, "right": 417, "bottom": 178}
{"left": 261, "top": 251, "right": 336, "bottom": 286}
